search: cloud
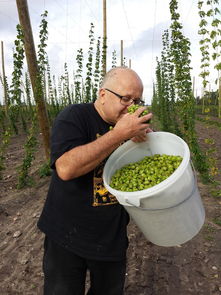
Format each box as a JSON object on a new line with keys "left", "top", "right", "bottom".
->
{"left": 0, "top": 2, "right": 18, "bottom": 33}
{"left": 124, "top": 21, "right": 171, "bottom": 59}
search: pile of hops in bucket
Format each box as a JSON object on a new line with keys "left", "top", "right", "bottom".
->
{"left": 110, "top": 154, "right": 182, "bottom": 192}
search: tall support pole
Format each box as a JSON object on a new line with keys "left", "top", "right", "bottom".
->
{"left": 102, "top": 0, "right": 107, "bottom": 76}
{"left": 201, "top": 87, "right": 205, "bottom": 114}
{"left": 219, "top": 77, "right": 221, "bottom": 118}
{"left": 129, "top": 59, "right": 131, "bottom": 69}
{"left": 120, "top": 40, "right": 123, "bottom": 66}
{"left": 16, "top": 0, "right": 50, "bottom": 160}
{"left": 1, "top": 41, "right": 8, "bottom": 114}
{"left": 192, "top": 76, "right": 195, "bottom": 97}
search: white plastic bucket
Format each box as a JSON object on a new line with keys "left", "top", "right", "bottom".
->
{"left": 103, "top": 132, "right": 205, "bottom": 247}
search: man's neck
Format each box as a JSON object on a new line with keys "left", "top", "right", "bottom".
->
{"left": 94, "top": 100, "right": 113, "bottom": 124}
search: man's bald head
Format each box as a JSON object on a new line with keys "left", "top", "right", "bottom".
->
{"left": 95, "top": 66, "right": 144, "bottom": 124}
{"left": 100, "top": 66, "right": 143, "bottom": 91}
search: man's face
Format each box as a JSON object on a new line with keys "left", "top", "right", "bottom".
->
{"left": 99, "top": 71, "right": 143, "bottom": 124}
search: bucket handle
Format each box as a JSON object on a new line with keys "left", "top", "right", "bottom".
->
{"left": 125, "top": 161, "right": 198, "bottom": 211}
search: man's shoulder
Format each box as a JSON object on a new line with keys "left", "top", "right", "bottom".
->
{"left": 56, "top": 103, "right": 94, "bottom": 120}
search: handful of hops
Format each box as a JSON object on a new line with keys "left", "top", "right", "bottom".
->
{"left": 110, "top": 154, "right": 182, "bottom": 192}
{"left": 128, "top": 105, "right": 150, "bottom": 122}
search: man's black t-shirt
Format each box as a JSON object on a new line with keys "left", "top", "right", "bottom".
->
{"left": 37, "top": 103, "right": 129, "bottom": 261}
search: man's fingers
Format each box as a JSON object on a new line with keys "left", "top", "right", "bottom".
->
{"left": 134, "top": 106, "right": 147, "bottom": 116}
{"left": 131, "top": 130, "right": 148, "bottom": 142}
{"left": 146, "top": 127, "right": 153, "bottom": 133}
{"left": 140, "top": 112, "right": 152, "bottom": 123}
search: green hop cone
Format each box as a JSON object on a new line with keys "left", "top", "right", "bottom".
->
{"left": 110, "top": 154, "right": 183, "bottom": 192}
{"left": 127, "top": 105, "right": 150, "bottom": 123}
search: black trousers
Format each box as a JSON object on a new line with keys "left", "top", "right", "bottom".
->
{"left": 43, "top": 236, "right": 126, "bottom": 295}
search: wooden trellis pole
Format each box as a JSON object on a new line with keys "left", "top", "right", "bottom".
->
{"left": 16, "top": 0, "right": 50, "bottom": 160}
{"left": 219, "top": 77, "right": 221, "bottom": 118}
{"left": 1, "top": 41, "right": 8, "bottom": 115}
{"left": 121, "top": 40, "right": 124, "bottom": 66}
{"left": 102, "top": 0, "right": 107, "bottom": 75}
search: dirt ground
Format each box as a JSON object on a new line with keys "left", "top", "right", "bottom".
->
{"left": 0, "top": 118, "right": 221, "bottom": 295}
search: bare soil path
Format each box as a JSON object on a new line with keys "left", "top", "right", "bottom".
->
{"left": 0, "top": 119, "right": 220, "bottom": 295}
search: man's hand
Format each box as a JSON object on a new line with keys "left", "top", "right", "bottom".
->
{"left": 131, "top": 128, "right": 153, "bottom": 142}
{"left": 112, "top": 107, "right": 153, "bottom": 141}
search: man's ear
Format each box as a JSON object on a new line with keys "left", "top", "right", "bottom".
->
{"left": 99, "top": 88, "right": 106, "bottom": 104}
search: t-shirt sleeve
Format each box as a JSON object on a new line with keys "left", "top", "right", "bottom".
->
{"left": 50, "top": 106, "right": 88, "bottom": 169}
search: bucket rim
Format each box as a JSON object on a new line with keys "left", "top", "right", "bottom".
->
{"left": 103, "top": 131, "right": 190, "bottom": 199}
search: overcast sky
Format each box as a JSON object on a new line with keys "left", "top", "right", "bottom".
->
{"left": 0, "top": 0, "right": 219, "bottom": 104}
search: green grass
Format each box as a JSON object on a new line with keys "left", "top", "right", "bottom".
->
{"left": 203, "top": 224, "right": 216, "bottom": 233}
{"left": 213, "top": 217, "right": 221, "bottom": 226}
{"left": 203, "top": 224, "right": 216, "bottom": 241}
{"left": 196, "top": 116, "right": 221, "bottom": 130}
{"left": 210, "top": 189, "right": 221, "bottom": 198}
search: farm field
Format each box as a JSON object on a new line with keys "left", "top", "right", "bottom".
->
{"left": 1, "top": 0, "right": 221, "bottom": 293}
{"left": 0, "top": 117, "right": 220, "bottom": 295}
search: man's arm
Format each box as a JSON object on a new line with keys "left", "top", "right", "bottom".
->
{"left": 56, "top": 129, "right": 122, "bottom": 180}
{"left": 55, "top": 108, "right": 152, "bottom": 181}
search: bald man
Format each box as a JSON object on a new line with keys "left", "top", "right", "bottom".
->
{"left": 38, "top": 66, "right": 152, "bottom": 295}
